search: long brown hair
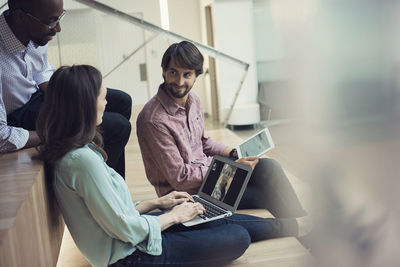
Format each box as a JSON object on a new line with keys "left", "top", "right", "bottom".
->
{"left": 36, "top": 65, "right": 107, "bottom": 164}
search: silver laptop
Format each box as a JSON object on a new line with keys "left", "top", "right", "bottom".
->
{"left": 183, "top": 155, "right": 253, "bottom": 227}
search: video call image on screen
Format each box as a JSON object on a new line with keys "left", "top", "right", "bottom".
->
{"left": 239, "top": 131, "right": 270, "bottom": 157}
{"left": 202, "top": 160, "right": 248, "bottom": 206}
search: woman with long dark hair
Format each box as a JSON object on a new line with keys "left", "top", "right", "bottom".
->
{"left": 37, "top": 65, "right": 303, "bottom": 267}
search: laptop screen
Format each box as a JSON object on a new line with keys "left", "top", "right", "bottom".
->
{"left": 199, "top": 156, "right": 252, "bottom": 209}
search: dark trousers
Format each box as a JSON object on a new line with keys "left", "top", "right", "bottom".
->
{"left": 109, "top": 213, "right": 297, "bottom": 267}
{"left": 100, "top": 88, "right": 132, "bottom": 179}
{"left": 238, "top": 158, "right": 307, "bottom": 218}
{"left": 7, "top": 90, "right": 44, "bottom": 130}
{"left": 7, "top": 88, "right": 132, "bottom": 178}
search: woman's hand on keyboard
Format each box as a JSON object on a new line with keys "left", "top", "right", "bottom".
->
{"left": 170, "top": 202, "right": 206, "bottom": 223}
{"left": 157, "top": 191, "right": 194, "bottom": 210}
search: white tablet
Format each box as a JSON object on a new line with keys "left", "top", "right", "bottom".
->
{"left": 236, "top": 128, "right": 275, "bottom": 158}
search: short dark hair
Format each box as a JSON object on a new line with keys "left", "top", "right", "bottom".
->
{"left": 7, "top": 0, "right": 34, "bottom": 11}
{"left": 161, "top": 41, "right": 204, "bottom": 76}
{"left": 37, "top": 65, "right": 106, "bottom": 164}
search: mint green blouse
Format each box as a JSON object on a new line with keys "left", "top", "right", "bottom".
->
{"left": 54, "top": 145, "right": 161, "bottom": 267}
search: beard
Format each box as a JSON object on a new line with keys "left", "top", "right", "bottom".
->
{"left": 164, "top": 82, "right": 192, "bottom": 99}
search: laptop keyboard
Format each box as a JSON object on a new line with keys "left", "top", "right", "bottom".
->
{"left": 193, "top": 196, "right": 227, "bottom": 220}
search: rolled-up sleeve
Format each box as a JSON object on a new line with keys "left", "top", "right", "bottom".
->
{"left": 135, "top": 215, "right": 162, "bottom": 254}
{"left": 66, "top": 152, "right": 162, "bottom": 255}
{"left": 0, "top": 77, "right": 29, "bottom": 153}
{"left": 201, "top": 131, "right": 227, "bottom": 156}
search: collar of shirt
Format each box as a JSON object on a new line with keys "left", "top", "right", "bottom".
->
{"left": 156, "top": 84, "right": 194, "bottom": 116}
{"left": 0, "top": 11, "right": 36, "bottom": 55}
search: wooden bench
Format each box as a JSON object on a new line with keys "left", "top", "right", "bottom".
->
{"left": 0, "top": 148, "right": 64, "bottom": 267}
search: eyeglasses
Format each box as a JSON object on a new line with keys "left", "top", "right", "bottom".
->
{"left": 25, "top": 9, "right": 66, "bottom": 30}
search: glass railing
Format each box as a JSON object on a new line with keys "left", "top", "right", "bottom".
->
{"left": 0, "top": 2, "right": 7, "bottom": 11}
{"left": 46, "top": 0, "right": 249, "bottom": 126}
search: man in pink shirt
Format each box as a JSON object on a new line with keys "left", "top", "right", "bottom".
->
{"left": 137, "top": 41, "right": 306, "bottom": 218}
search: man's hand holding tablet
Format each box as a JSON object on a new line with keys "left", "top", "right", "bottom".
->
{"left": 236, "top": 128, "right": 275, "bottom": 158}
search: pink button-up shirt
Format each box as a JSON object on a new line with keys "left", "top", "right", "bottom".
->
{"left": 137, "top": 86, "right": 227, "bottom": 196}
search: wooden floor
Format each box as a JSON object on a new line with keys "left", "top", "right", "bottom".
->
{"left": 57, "top": 109, "right": 313, "bottom": 267}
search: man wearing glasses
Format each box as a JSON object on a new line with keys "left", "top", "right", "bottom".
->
{"left": 0, "top": 0, "right": 132, "bottom": 178}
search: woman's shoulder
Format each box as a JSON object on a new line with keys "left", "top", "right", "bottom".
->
{"left": 54, "top": 145, "right": 107, "bottom": 184}
{"left": 54, "top": 145, "right": 110, "bottom": 191}
{"left": 57, "top": 145, "right": 101, "bottom": 169}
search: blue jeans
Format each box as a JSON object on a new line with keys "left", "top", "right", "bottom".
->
{"left": 109, "top": 213, "right": 297, "bottom": 266}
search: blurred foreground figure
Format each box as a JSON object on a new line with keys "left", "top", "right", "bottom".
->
{"left": 269, "top": 0, "right": 400, "bottom": 266}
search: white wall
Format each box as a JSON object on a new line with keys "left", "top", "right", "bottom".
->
{"left": 48, "top": 0, "right": 212, "bottom": 106}
{"left": 214, "top": 0, "right": 259, "bottom": 118}
{"left": 253, "top": 0, "right": 287, "bottom": 82}
{"left": 48, "top": 0, "right": 171, "bottom": 104}
{"left": 0, "top": 0, "right": 7, "bottom": 8}
{"left": 84, "top": 0, "right": 168, "bottom": 101}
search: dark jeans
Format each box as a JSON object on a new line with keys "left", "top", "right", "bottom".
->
{"left": 7, "top": 88, "right": 132, "bottom": 178}
{"left": 7, "top": 90, "right": 44, "bottom": 130}
{"left": 109, "top": 213, "right": 297, "bottom": 267}
{"left": 100, "top": 88, "right": 132, "bottom": 178}
{"left": 238, "top": 158, "right": 307, "bottom": 218}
